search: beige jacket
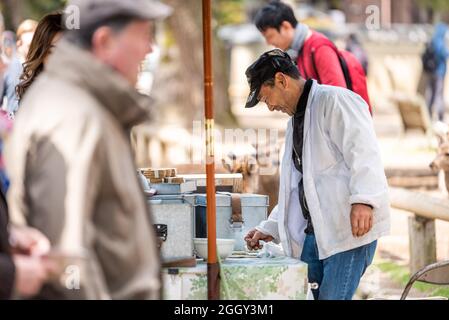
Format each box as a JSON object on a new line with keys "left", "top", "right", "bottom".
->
{"left": 5, "top": 40, "right": 161, "bottom": 299}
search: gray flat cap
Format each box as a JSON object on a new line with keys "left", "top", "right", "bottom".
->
{"left": 65, "top": 0, "right": 172, "bottom": 29}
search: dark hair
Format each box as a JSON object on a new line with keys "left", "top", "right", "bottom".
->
{"left": 264, "top": 65, "right": 300, "bottom": 87}
{"left": 245, "top": 49, "right": 300, "bottom": 108}
{"left": 16, "top": 12, "right": 63, "bottom": 101}
{"left": 249, "top": 49, "right": 300, "bottom": 85}
{"left": 254, "top": 1, "right": 298, "bottom": 32}
{"left": 64, "top": 15, "right": 136, "bottom": 49}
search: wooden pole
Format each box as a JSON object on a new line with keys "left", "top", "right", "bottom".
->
{"left": 389, "top": 187, "right": 449, "bottom": 222}
{"left": 202, "top": 0, "right": 219, "bottom": 300}
{"left": 389, "top": 187, "right": 441, "bottom": 274}
{"left": 408, "top": 215, "right": 436, "bottom": 275}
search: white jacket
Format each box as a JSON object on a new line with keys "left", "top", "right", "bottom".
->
{"left": 256, "top": 81, "right": 390, "bottom": 260}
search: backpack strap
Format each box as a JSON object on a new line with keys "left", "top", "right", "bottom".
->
{"left": 297, "top": 48, "right": 309, "bottom": 79}
{"left": 336, "top": 52, "right": 353, "bottom": 91}
{"left": 310, "top": 47, "right": 322, "bottom": 83}
{"left": 308, "top": 37, "right": 352, "bottom": 89}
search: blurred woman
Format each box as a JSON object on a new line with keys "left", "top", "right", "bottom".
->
{"left": 16, "top": 12, "right": 63, "bottom": 101}
{"left": 0, "top": 13, "right": 61, "bottom": 299}
{"left": 0, "top": 12, "right": 63, "bottom": 193}
{"left": 1, "top": 20, "right": 38, "bottom": 116}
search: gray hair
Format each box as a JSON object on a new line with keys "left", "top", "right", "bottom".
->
{"left": 64, "top": 14, "right": 137, "bottom": 49}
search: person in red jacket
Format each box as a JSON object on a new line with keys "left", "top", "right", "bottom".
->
{"left": 254, "top": 1, "right": 347, "bottom": 89}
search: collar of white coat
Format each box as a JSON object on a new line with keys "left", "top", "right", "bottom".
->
{"left": 292, "top": 79, "right": 318, "bottom": 138}
{"left": 276, "top": 80, "right": 318, "bottom": 257}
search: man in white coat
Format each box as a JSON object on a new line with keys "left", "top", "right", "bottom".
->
{"left": 244, "top": 49, "right": 390, "bottom": 300}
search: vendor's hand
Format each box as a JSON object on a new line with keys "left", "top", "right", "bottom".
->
{"left": 244, "top": 229, "right": 273, "bottom": 250}
{"left": 9, "top": 226, "right": 51, "bottom": 256}
{"left": 350, "top": 204, "right": 373, "bottom": 237}
{"left": 13, "top": 254, "right": 58, "bottom": 297}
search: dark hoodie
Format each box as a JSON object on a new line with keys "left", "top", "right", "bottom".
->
{"left": 431, "top": 23, "right": 449, "bottom": 77}
{"left": 0, "top": 189, "right": 14, "bottom": 299}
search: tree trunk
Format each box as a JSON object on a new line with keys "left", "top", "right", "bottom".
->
{"left": 213, "top": 35, "right": 236, "bottom": 127}
{"left": 165, "top": 0, "right": 204, "bottom": 126}
{"left": 2, "top": 0, "right": 24, "bottom": 30}
{"left": 164, "top": 0, "right": 235, "bottom": 127}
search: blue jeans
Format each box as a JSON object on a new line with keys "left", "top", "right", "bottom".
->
{"left": 426, "top": 73, "right": 445, "bottom": 122}
{"left": 300, "top": 234, "right": 377, "bottom": 300}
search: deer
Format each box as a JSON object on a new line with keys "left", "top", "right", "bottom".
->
{"left": 221, "top": 141, "right": 281, "bottom": 215}
{"left": 429, "top": 122, "right": 449, "bottom": 195}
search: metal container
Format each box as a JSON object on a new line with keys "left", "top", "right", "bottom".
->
{"left": 194, "top": 193, "right": 268, "bottom": 251}
{"left": 148, "top": 195, "right": 196, "bottom": 259}
{"left": 149, "top": 180, "right": 197, "bottom": 194}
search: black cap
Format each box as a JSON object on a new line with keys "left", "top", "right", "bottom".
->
{"left": 245, "top": 49, "right": 296, "bottom": 108}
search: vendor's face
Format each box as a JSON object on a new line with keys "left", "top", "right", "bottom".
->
{"left": 257, "top": 73, "right": 296, "bottom": 116}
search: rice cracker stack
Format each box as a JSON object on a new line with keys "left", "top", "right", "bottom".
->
{"left": 141, "top": 168, "right": 167, "bottom": 179}
{"left": 148, "top": 177, "right": 164, "bottom": 184}
{"left": 164, "top": 177, "right": 185, "bottom": 184}
{"left": 140, "top": 168, "right": 178, "bottom": 184}
{"left": 164, "top": 168, "right": 177, "bottom": 177}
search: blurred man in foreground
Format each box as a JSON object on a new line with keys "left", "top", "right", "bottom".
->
{"left": 6, "top": 0, "right": 172, "bottom": 299}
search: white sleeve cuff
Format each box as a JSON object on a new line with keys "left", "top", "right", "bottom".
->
{"left": 255, "top": 219, "right": 280, "bottom": 242}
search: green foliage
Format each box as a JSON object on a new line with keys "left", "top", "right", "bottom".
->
{"left": 23, "top": 0, "right": 67, "bottom": 19}
{"left": 1, "top": 0, "right": 67, "bottom": 30}
{"left": 213, "top": 0, "right": 246, "bottom": 26}
{"left": 377, "top": 261, "right": 449, "bottom": 298}
{"left": 417, "top": 0, "right": 449, "bottom": 13}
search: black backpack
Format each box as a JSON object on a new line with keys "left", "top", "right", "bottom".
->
{"left": 422, "top": 42, "right": 438, "bottom": 73}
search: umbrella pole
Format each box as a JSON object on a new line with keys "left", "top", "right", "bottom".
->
{"left": 202, "top": 0, "right": 219, "bottom": 300}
